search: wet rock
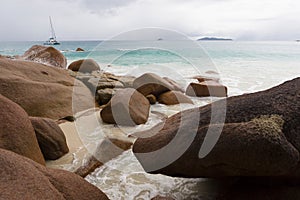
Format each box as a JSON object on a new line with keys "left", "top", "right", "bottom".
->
{"left": 158, "top": 91, "right": 193, "bottom": 105}
{"left": 133, "top": 78, "right": 300, "bottom": 178}
{"left": 22, "top": 45, "right": 67, "bottom": 68}
{"left": 76, "top": 47, "right": 85, "bottom": 52}
{"left": 133, "top": 73, "right": 174, "bottom": 97}
{"left": 0, "top": 58, "right": 93, "bottom": 119}
{"left": 0, "top": 148, "right": 109, "bottom": 200}
{"left": 29, "top": 117, "right": 69, "bottom": 160}
{"left": 0, "top": 94, "right": 45, "bottom": 165}
{"left": 146, "top": 94, "right": 157, "bottom": 104}
{"left": 100, "top": 88, "right": 150, "bottom": 126}
{"left": 186, "top": 81, "right": 228, "bottom": 97}
{"left": 68, "top": 59, "right": 100, "bottom": 73}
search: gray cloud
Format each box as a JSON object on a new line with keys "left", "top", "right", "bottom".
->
{"left": 0, "top": 0, "right": 300, "bottom": 41}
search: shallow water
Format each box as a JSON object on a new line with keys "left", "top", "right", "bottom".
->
{"left": 85, "top": 150, "right": 222, "bottom": 200}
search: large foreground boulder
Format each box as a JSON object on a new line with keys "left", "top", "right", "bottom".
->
{"left": 68, "top": 59, "right": 100, "bottom": 73}
{"left": 22, "top": 45, "right": 67, "bottom": 68}
{"left": 133, "top": 77, "right": 300, "bottom": 178}
{"left": 0, "top": 58, "right": 94, "bottom": 119}
{"left": 0, "top": 95, "right": 45, "bottom": 165}
{"left": 0, "top": 149, "right": 109, "bottom": 200}
{"left": 100, "top": 88, "right": 150, "bottom": 126}
{"left": 30, "top": 117, "right": 69, "bottom": 160}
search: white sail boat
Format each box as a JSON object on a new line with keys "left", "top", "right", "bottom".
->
{"left": 44, "top": 16, "right": 60, "bottom": 45}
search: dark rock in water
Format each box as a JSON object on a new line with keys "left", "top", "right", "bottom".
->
{"left": 186, "top": 81, "right": 228, "bottom": 97}
{"left": 29, "top": 117, "right": 69, "bottom": 160}
{"left": 100, "top": 88, "right": 150, "bottom": 126}
{"left": 0, "top": 148, "right": 109, "bottom": 200}
{"left": 0, "top": 94, "right": 45, "bottom": 165}
{"left": 133, "top": 73, "right": 174, "bottom": 97}
{"left": 205, "top": 70, "right": 219, "bottom": 75}
{"left": 76, "top": 47, "right": 85, "bottom": 52}
{"left": 0, "top": 58, "right": 93, "bottom": 119}
{"left": 133, "top": 78, "right": 300, "bottom": 178}
{"left": 146, "top": 94, "right": 157, "bottom": 104}
{"left": 158, "top": 91, "right": 193, "bottom": 105}
{"left": 22, "top": 45, "right": 67, "bottom": 68}
{"left": 68, "top": 59, "right": 100, "bottom": 73}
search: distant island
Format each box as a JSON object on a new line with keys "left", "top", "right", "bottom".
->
{"left": 198, "top": 37, "right": 233, "bottom": 41}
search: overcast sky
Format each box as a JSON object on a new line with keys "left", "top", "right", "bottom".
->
{"left": 1, "top": 0, "right": 300, "bottom": 41}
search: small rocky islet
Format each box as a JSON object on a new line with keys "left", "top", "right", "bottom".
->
{"left": 0, "top": 45, "right": 299, "bottom": 199}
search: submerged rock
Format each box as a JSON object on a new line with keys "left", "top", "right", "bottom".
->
{"left": 0, "top": 149, "right": 109, "bottom": 200}
{"left": 68, "top": 59, "right": 100, "bottom": 73}
{"left": 76, "top": 47, "right": 85, "bottom": 52}
{"left": 30, "top": 117, "right": 69, "bottom": 160}
{"left": 0, "top": 94, "right": 45, "bottom": 165}
{"left": 22, "top": 45, "right": 67, "bottom": 68}
{"left": 133, "top": 77, "right": 300, "bottom": 178}
{"left": 0, "top": 58, "right": 94, "bottom": 119}
{"left": 100, "top": 88, "right": 150, "bottom": 126}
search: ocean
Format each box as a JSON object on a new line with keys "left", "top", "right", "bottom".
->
{"left": 1, "top": 40, "right": 299, "bottom": 97}
{"left": 1, "top": 40, "right": 300, "bottom": 199}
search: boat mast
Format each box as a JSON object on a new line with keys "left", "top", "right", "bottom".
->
{"left": 49, "top": 16, "right": 57, "bottom": 40}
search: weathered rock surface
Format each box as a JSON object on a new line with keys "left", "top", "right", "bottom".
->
{"left": 100, "top": 88, "right": 150, "bottom": 126}
{"left": 133, "top": 78, "right": 300, "bottom": 178}
{"left": 0, "top": 148, "right": 109, "bottom": 200}
{"left": 0, "top": 58, "right": 94, "bottom": 119}
{"left": 68, "top": 59, "right": 100, "bottom": 73}
{"left": 151, "top": 195, "right": 175, "bottom": 200}
{"left": 133, "top": 73, "right": 174, "bottom": 97}
{"left": 96, "top": 88, "right": 120, "bottom": 105}
{"left": 22, "top": 45, "right": 67, "bottom": 68}
{"left": 30, "top": 117, "right": 69, "bottom": 160}
{"left": 158, "top": 91, "right": 193, "bottom": 105}
{"left": 0, "top": 94, "right": 45, "bottom": 165}
{"left": 186, "top": 81, "right": 228, "bottom": 97}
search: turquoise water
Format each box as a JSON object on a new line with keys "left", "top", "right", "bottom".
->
{"left": 1, "top": 40, "right": 300, "bottom": 95}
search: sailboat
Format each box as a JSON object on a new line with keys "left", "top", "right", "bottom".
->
{"left": 44, "top": 16, "right": 60, "bottom": 45}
